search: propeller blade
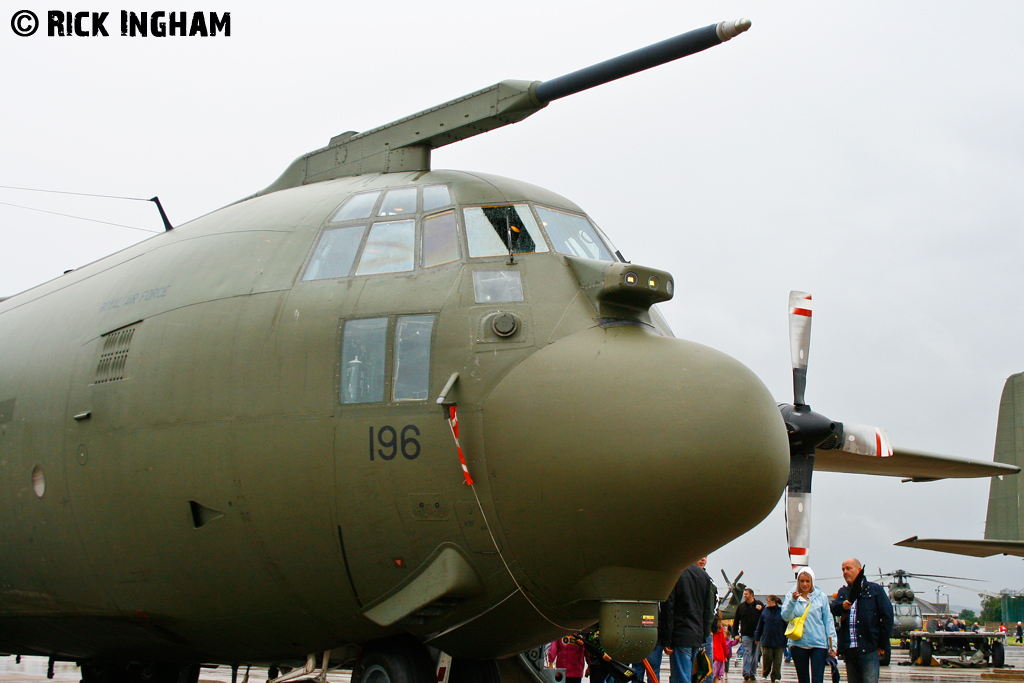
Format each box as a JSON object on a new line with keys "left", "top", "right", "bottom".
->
{"left": 788, "top": 291, "right": 812, "bottom": 405}
{"left": 837, "top": 422, "right": 893, "bottom": 457}
{"left": 785, "top": 454, "right": 814, "bottom": 573}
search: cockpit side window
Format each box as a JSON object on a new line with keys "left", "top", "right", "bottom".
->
{"left": 341, "top": 318, "right": 388, "bottom": 404}
{"left": 472, "top": 270, "right": 524, "bottom": 303}
{"left": 340, "top": 314, "right": 437, "bottom": 404}
{"left": 536, "top": 206, "right": 615, "bottom": 261}
{"left": 393, "top": 315, "right": 434, "bottom": 401}
{"left": 302, "top": 225, "right": 367, "bottom": 281}
{"left": 464, "top": 205, "right": 548, "bottom": 258}
{"left": 422, "top": 211, "right": 460, "bottom": 267}
{"left": 355, "top": 220, "right": 415, "bottom": 275}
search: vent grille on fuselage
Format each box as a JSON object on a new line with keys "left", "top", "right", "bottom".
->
{"left": 95, "top": 325, "right": 137, "bottom": 384}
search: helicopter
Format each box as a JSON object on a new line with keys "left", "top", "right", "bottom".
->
{"left": 876, "top": 570, "right": 986, "bottom": 640}
{"left": 0, "top": 17, "right": 1017, "bottom": 683}
{"left": 715, "top": 570, "right": 748, "bottom": 621}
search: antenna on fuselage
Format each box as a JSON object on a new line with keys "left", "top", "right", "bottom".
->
{"left": 149, "top": 196, "right": 173, "bottom": 231}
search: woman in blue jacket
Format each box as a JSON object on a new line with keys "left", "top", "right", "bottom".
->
{"left": 781, "top": 568, "right": 837, "bottom": 683}
{"left": 753, "top": 595, "right": 787, "bottom": 682}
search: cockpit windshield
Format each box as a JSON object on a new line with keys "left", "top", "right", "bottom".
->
{"left": 303, "top": 186, "right": 622, "bottom": 283}
{"left": 536, "top": 206, "right": 615, "bottom": 261}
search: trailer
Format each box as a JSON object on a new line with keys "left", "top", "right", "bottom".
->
{"left": 907, "top": 630, "right": 1007, "bottom": 667}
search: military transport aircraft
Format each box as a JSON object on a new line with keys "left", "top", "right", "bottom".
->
{"left": 898, "top": 372, "right": 1024, "bottom": 558}
{"left": 0, "top": 18, "right": 1016, "bottom": 683}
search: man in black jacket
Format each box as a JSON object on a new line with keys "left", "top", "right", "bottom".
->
{"left": 830, "top": 558, "right": 894, "bottom": 683}
{"left": 733, "top": 588, "right": 764, "bottom": 680}
{"left": 662, "top": 560, "right": 715, "bottom": 683}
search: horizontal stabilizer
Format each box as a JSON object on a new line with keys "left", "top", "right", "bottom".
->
{"left": 895, "top": 536, "right": 1024, "bottom": 558}
{"left": 814, "top": 446, "right": 1019, "bottom": 480}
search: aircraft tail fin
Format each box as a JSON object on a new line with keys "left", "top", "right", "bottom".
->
{"left": 984, "top": 372, "right": 1024, "bottom": 541}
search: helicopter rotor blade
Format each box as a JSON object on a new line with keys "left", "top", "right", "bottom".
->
{"left": 910, "top": 576, "right": 994, "bottom": 595}
{"left": 929, "top": 581, "right": 1002, "bottom": 598}
{"left": 901, "top": 573, "right": 986, "bottom": 582}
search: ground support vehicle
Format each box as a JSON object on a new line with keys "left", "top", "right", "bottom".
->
{"left": 907, "top": 630, "right": 1007, "bottom": 667}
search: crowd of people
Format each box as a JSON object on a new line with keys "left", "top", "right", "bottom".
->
{"left": 550, "top": 557, "right": 900, "bottom": 683}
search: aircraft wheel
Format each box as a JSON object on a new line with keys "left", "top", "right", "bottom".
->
{"left": 919, "top": 641, "right": 932, "bottom": 666}
{"left": 448, "top": 659, "right": 500, "bottom": 683}
{"left": 992, "top": 641, "right": 1005, "bottom": 668}
{"left": 81, "top": 663, "right": 127, "bottom": 683}
{"left": 125, "top": 664, "right": 198, "bottom": 683}
{"left": 354, "top": 637, "right": 434, "bottom": 683}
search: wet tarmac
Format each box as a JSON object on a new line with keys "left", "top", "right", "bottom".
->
{"left": 3, "top": 648, "right": 1024, "bottom": 683}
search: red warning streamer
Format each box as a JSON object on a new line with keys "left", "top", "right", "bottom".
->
{"left": 446, "top": 405, "right": 474, "bottom": 486}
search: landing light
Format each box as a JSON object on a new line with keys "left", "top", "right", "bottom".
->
{"left": 624, "top": 272, "right": 638, "bottom": 286}
{"left": 647, "top": 276, "right": 659, "bottom": 290}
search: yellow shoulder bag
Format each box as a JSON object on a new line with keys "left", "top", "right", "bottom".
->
{"left": 784, "top": 600, "right": 813, "bottom": 640}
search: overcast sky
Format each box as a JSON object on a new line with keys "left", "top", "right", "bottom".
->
{"left": 2, "top": 1, "right": 1023, "bottom": 612}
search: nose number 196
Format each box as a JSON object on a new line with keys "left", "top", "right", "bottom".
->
{"left": 369, "top": 424, "right": 421, "bottom": 461}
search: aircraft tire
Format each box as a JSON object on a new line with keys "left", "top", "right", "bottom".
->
{"left": 992, "top": 641, "right": 1005, "bottom": 668}
{"left": 134, "top": 663, "right": 198, "bottom": 683}
{"left": 919, "top": 641, "right": 932, "bottom": 667}
{"left": 81, "top": 663, "right": 126, "bottom": 683}
{"left": 354, "top": 637, "right": 434, "bottom": 683}
{"left": 448, "top": 659, "right": 499, "bottom": 683}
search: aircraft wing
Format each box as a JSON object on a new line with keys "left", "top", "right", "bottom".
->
{"left": 895, "top": 536, "right": 1024, "bottom": 558}
{"left": 813, "top": 446, "right": 1020, "bottom": 481}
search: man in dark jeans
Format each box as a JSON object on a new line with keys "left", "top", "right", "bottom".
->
{"left": 733, "top": 588, "right": 764, "bottom": 680}
{"left": 831, "top": 558, "right": 894, "bottom": 683}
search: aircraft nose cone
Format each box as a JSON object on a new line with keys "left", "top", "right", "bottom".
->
{"left": 482, "top": 324, "right": 790, "bottom": 604}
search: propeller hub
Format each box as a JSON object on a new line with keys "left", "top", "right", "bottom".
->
{"left": 780, "top": 403, "right": 839, "bottom": 455}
